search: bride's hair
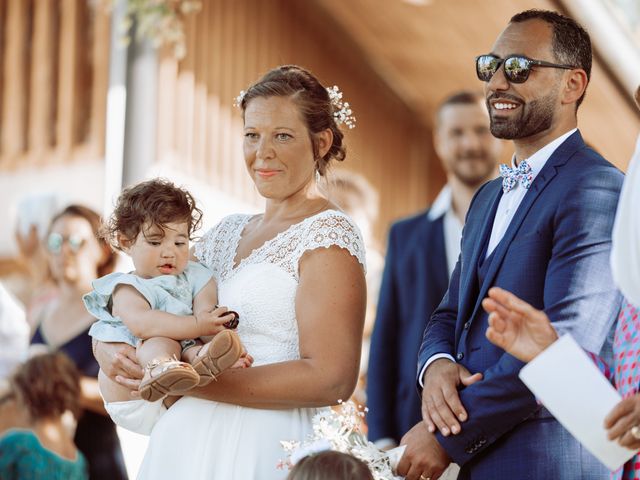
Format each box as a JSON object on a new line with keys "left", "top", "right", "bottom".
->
{"left": 239, "top": 65, "right": 346, "bottom": 176}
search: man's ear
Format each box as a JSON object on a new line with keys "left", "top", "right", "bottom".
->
{"left": 634, "top": 85, "right": 640, "bottom": 110}
{"left": 561, "top": 69, "right": 588, "bottom": 106}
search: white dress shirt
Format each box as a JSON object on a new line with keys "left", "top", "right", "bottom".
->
{"left": 428, "top": 186, "right": 463, "bottom": 276}
{"left": 419, "top": 129, "right": 578, "bottom": 386}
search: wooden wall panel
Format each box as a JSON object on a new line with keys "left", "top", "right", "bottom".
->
{"left": 1, "top": 0, "right": 29, "bottom": 164}
{"left": 156, "top": 0, "right": 436, "bottom": 245}
{"left": 29, "top": 0, "right": 54, "bottom": 153}
{"left": 56, "top": 0, "right": 79, "bottom": 156}
{"left": 89, "top": 4, "right": 110, "bottom": 156}
{"left": 0, "top": 0, "right": 109, "bottom": 168}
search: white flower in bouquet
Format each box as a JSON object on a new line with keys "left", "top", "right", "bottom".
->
{"left": 279, "top": 400, "right": 404, "bottom": 480}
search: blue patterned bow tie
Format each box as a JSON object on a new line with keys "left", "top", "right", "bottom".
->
{"left": 499, "top": 160, "right": 533, "bottom": 193}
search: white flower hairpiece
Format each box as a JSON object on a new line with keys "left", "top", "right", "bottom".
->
{"left": 233, "top": 90, "right": 246, "bottom": 108}
{"left": 232, "top": 85, "right": 356, "bottom": 129}
{"left": 326, "top": 86, "right": 356, "bottom": 129}
{"left": 278, "top": 400, "right": 403, "bottom": 480}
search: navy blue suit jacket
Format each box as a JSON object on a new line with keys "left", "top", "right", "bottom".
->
{"left": 368, "top": 210, "right": 449, "bottom": 443}
{"left": 418, "top": 131, "right": 623, "bottom": 477}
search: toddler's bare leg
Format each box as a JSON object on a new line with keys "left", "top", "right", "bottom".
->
{"left": 137, "top": 337, "right": 182, "bottom": 366}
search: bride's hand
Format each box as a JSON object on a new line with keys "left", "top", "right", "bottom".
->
{"left": 93, "top": 340, "right": 143, "bottom": 390}
{"left": 482, "top": 287, "right": 558, "bottom": 362}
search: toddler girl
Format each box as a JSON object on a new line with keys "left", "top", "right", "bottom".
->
{"left": 83, "top": 179, "right": 245, "bottom": 434}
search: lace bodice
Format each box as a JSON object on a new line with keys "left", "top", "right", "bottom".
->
{"left": 194, "top": 210, "right": 366, "bottom": 366}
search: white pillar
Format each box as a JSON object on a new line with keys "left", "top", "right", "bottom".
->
{"left": 103, "top": 0, "right": 128, "bottom": 214}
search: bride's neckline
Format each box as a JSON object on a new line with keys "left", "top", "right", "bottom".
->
{"left": 230, "top": 208, "right": 342, "bottom": 270}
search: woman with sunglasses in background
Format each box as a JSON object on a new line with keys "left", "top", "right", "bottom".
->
{"left": 30, "top": 205, "right": 128, "bottom": 480}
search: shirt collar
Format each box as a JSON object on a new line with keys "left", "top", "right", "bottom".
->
{"left": 428, "top": 185, "right": 452, "bottom": 220}
{"left": 510, "top": 128, "right": 577, "bottom": 179}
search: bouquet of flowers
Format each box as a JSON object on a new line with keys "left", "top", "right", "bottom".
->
{"left": 279, "top": 400, "right": 404, "bottom": 480}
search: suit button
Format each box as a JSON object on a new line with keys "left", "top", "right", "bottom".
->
{"left": 464, "top": 321, "right": 471, "bottom": 330}
{"left": 456, "top": 352, "right": 464, "bottom": 360}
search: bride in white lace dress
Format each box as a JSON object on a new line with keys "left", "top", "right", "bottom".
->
{"left": 95, "top": 65, "right": 367, "bottom": 479}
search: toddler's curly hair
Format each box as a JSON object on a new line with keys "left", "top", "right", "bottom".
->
{"left": 102, "top": 178, "right": 203, "bottom": 251}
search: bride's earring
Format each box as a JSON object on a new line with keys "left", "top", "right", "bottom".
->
{"left": 315, "top": 170, "right": 321, "bottom": 184}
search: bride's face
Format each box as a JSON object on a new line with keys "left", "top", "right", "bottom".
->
{"left": 243, "top": 96, "right": 321, "bottom": 200}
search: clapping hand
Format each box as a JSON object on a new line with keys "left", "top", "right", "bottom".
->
{"left": 483, "top": 287, "right": 558, "bottom": 362}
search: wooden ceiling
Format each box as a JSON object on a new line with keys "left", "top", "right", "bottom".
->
{"left": 311, "top": 0, "right": 640, "bottom": 169}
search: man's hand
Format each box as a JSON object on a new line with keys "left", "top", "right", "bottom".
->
{"left": 483, "top": 287, "right": 558, "bottom": 362}
{"left": 396, "top": 422, "right": 451, "bottom": 480}
{"left": 605, "top": 394, "right": 640, "bottom": 450}
{"left": 422, "top": 359, "right": 482, "bottom": 436}
{"left": 93, "top": 340, "right": 143, "bottom": 390}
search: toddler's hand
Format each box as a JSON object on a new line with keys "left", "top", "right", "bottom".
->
{"left": 195, "top": 306, "right": 235, "bottom": 337}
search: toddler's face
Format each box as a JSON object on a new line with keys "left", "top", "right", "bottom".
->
{"left": 124, "top": 221, "right": 190, "bottom": 279}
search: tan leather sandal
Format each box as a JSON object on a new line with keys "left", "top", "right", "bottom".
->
{"left": 139, "top": 359, "right": 200, "bottom": 402}
{"left": 191, "top": 330, "right": 243, "bottom": 386}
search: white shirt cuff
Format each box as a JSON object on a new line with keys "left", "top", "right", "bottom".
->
{"left": 418, "top": 353, "right": 456, "bottom": 388}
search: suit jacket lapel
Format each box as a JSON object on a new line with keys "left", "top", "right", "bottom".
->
{"left": 458, "top": 182, "right": 502, "bottom": 324}
{"left": 467, "top": 130, "right": 584, "bottom": 323}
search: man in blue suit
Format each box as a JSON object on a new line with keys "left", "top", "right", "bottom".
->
{"left": 367, "top": 91, "right": 502, "bottom": 449}
{"left": 397, "top": 10, "right": 624, "bottom": 480}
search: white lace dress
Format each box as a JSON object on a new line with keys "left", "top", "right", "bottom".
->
{"left": 137, "top": 209, "right": 366, "bottom": 480}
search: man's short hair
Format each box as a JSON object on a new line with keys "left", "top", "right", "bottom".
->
{"left": 435, "top": 91, "right": 484, "bottom": 128}
{"left": 510, "top": 9, "right": 592, "bottom": 107}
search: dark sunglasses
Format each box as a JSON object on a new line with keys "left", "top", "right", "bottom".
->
{"left": 476, "top": 54, "right": 576, "bottom": 84}
{"left": 47, "top": 233, "right": 87, "bottom": 254}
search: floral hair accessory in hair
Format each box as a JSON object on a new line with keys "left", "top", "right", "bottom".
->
{"left": 277, "top": 400, "right": 404, "bottom": 479}
{"left": 233, "top": 90, "right": 246, "bottom": 108}
{"left": 233, "top": 85, "right": 356, "bottom": 129}
{"left": 327, "top": 86, "right": 356, "bottom": 129}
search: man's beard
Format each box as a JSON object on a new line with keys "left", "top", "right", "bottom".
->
{"left": 488, "top": 90, "right": 557, "bottom": 140}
